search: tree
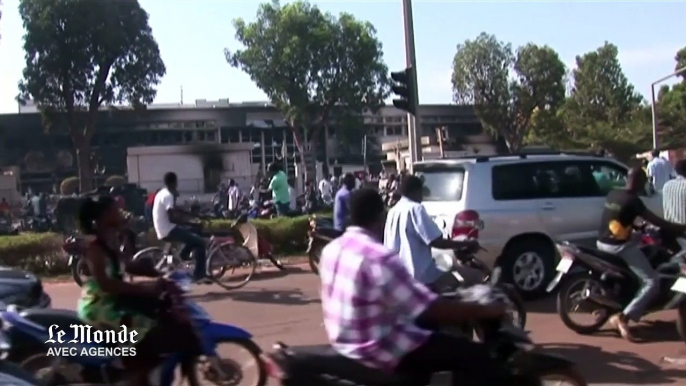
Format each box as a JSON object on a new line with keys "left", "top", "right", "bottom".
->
{"left": 226, "top": 0, "right": 389, "bottom": 179}
{"left": 17, "top": 0, "right": 166, "bottom": 191}
{"left": 676, "top": 47, "right": 686, "bottom": 80}
{"left": 561, "top": 42, "right": 647, "bottom": 159}
{"left": 452, "top": 33, "right": 566, "bottom": 152}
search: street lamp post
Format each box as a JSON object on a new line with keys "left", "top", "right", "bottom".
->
{"left": 650, "top": 66, "right": 686, "bottom": 149}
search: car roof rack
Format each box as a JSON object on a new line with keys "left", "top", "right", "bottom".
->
{"left": 474, "top": 151, "right": 602, "bottom": 163}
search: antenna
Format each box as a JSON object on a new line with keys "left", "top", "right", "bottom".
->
{"left": 180, "top": 86, "right": 184, "bottom": 105}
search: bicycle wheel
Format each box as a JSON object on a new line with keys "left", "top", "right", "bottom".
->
{"left": 207, "top": 242, "right": 257, "bottom": 290}
{"left": 132, "top": 247, "right": 176, "bottom": 273}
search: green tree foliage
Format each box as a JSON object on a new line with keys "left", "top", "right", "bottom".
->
{"left": 452, "top": 33, "right": 566, "bottom": 152}
{"left": 676, "top": 47, "right": 686, "bottom": 80}
{"left": 225, "top": 0, "right": 390, "bottom": 179}
{"left": 654, "top": 47, "right": 686, "bottom": 148}
{"left": 560, "top": 43, "right": 648, "bottom": 160}
{"left": 17, "top": 0, "right": 166, "bottom": 192}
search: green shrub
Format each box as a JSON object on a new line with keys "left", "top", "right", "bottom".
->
{"left": 0, "top": 233, "right": 68, "bottom": 275}
{"left": 104, "top": 175, "right": 127, "bottom": 187}
{"left": 60, "top": 177, "right": 79, "bottom": 195}
{"left": 0, "top": 214, "right": 331, "bottom": 276}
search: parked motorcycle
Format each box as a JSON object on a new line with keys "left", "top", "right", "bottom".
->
{"left": 548, "top": 225, "right": 686, "bottom": 340}
{"left": 2, "top": 270, "right": 267, "bottom": 386}
{"left": 306, "top": 216, "right": 342, "bottom": 275}
{"left": 260, "top": 285, "right": 586, "bottom": 386}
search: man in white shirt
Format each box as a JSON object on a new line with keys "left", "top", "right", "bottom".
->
{"left": 647, "top": 149, "right": 675, "bottom": 192}
{"left": 153, "top": 172, "right": 209, "bottom": 282}
{"left": 384, "top": 175, "right": 481, "bottom": 292}
{"left": 226, "top": 179, "right": 241, "bottom": 217}
{"left": 318, "top": 177, "right": 332, "bottom": 205}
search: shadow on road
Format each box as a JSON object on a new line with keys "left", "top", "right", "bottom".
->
{"left": 250, "top": 266, "right": 311, "bottom": 282}
{"left": 540, "top": 343, "right": 686, "bottom": 384}
{"left": 590, "top": 320, "right": 682, "bottom": 344}
{"left": 191, "top": 288, "right": 320, "bottom": 305}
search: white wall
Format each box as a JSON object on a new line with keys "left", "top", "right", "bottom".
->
{"left": 127, "top": 144, "right": 258, "bottom": 195}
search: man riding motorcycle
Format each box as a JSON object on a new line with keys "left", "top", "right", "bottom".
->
{"left": 319, "top": 188, "right": 517, "bottom": 385}
{"left": 597, "top": 167, "right": 686, "bottom": 341}
{"left": 384, "top": 175, "right": 481, "bottom": 293}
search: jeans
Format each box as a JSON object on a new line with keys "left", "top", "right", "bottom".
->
{"left": 396, "top": 333, "right": 512, "bottom": 385}
{"left": 596, "top": 240, "right": 659, "bottom": 321}
{"left": 275, "top": 202, "right": 290, "bottom": 217}
{"left": 165, "top": 227, "right": 207, "bottom": 280}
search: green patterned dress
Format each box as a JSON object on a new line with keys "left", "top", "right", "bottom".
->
{"left": 77, "top": 243, "right": 156, "bottom": 341}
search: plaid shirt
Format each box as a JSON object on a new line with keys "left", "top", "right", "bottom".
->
{"left": 320, "top": 226, "right": 438, "bottom": 371}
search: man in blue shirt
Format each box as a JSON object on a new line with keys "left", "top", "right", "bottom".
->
{"left": 333, "top": 173, "right": 356, "bottom": 231}
{"left": 384, "top": 175, "right": 480, "bottom": 292}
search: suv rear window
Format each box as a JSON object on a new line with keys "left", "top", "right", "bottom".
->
{"left": 414, "top": 166, "right": 465, "bottom": 201}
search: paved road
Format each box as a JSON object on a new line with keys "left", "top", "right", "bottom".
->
{"left": 45, "top": 265, "right": 686, "bottom": 386}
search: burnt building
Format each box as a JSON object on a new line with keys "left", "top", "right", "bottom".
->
{"left": 0, "top": 99, "right": 490, "bottom": 192}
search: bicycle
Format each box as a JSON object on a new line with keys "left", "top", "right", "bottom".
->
{"left": 132, "top": 218, "right": 258, "bottom": 290}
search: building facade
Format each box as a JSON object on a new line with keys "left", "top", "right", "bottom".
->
{"left": 0, "top": 99, "right": 486, "bottom": 192}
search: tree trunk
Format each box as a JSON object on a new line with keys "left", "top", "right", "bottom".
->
{"left": 76, "top": 142, "right": 95, "bottom": 193}
{"left": 290, "top": 125, "right": 317, "bottom": 184}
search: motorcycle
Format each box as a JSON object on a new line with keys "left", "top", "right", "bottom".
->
{"left": 436, "top": 245, "right": 527, "bottom": 331}
{"left": 547, "top": 225, "right": 686, "bottom": 340}
{"left": 306, "top": 216, "right": 342, "bottom": 275}
{"left": 260, "top": 285, "right": 587, "bottom": 386}
{"left": 63, "top": 234, "right": 88, "bottom": 287}
{"left": 1, "top": 270, "right": 267, "bottom": 386}
{"left": 0, "top": 315, "right": 43, "bottom": 386}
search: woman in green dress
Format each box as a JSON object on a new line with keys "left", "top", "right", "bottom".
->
{"left": 77, "top": 196, "right": 201, "bottom": 386}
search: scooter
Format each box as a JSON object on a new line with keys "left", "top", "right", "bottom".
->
{"left": 260, "top": 284, "right": 587, "bottom": 386}
{"left": 1, "top": 270, "right": 267, "bottom": 386}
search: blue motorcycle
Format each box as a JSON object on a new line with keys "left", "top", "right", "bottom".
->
{"left": 1, "top": 270, "right": 267, "bottom": 386}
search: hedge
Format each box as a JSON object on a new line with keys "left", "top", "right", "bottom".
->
{"left": 0, "top": 214, "right": 327, "bottom": 276}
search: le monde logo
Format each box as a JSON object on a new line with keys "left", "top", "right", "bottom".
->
{"left": 46, "top": 324, "right": 138, "bottom": 357}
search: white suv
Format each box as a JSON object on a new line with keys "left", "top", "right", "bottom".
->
{"left": 414, "top": 152, "right": 662, "bottom": 299}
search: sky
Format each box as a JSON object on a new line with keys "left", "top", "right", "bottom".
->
{"left": 0, "top": 0, "right": 685, "bottom": 114}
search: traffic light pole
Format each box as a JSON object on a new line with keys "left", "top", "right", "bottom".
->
{"left": 401, "top": 0, "right": 421, "bottom": 171}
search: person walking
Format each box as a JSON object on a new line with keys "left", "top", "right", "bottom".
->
{"left": 333, "top": 173, "right": 356, "bottom": 231}
{"left": 226, "top": 179, "right": 241, "bottom": 218}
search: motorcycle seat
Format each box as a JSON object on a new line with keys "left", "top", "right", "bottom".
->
{"left": 18, "top": 309, "right": 119, "bottom": 349}
{"left": 282, "top": 344, "right": 420, "bottom": 385}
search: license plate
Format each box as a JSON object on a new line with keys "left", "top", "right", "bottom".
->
{"left": 672, "top": 277, "right": 686, "bottom": 293}
{"left": 556, "top": 255, "right": 574, "bottom": 273}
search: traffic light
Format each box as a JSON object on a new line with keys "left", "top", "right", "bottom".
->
{"left": 391, "top": 67, "right": 416, "bottom": 115}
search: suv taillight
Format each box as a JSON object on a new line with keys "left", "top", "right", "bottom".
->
{"left": 452, "top": 210, "right": 481, "bottom": 239}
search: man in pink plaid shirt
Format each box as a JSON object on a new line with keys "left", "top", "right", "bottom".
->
{"left": 320, "top": 188, "right": 513, "bottom": 385}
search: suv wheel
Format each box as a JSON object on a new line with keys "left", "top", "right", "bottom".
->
{"left": 501, "top": 238, "right": 555, "bottom": 300}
